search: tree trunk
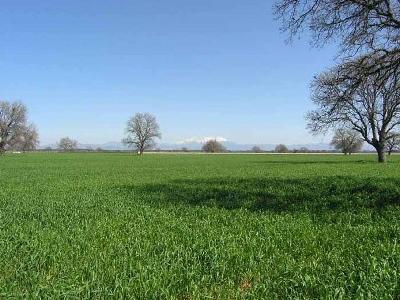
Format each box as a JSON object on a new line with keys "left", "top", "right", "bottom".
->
{"left": 0, "top": 142, "right": 5, "bottom": 155}
{"left": 376, "top": 146, "right": 386, "bottom": 163}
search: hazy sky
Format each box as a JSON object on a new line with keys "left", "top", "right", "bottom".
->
{"left": 0, "top": 0, "right": 338, "bottom": 145}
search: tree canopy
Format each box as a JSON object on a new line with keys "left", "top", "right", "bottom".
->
{"left": 123, "top": 113, "right": 161, "bottom": 155}
{"left": 0, "top": 101, "right": 38, "bottom": 154}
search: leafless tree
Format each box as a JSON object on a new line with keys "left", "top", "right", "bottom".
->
{"left": 308, "top": 61, "right": 400, "bottom": 162}
{"left": 10, "top": 124, "right": 39, "bottom": 152}
{"left": 274, "top": 0, "right": 400, "bottom": 130}
{"left": 331, "top": 128, "right": 364, "bottom": 155}
{"left": 251, "top": 145, "right": 263, "bottom": 153}
{"left": 0, "top": 101, "right": 38, "bottom": 154}
{"left": 274, "top": 0, "right": 400, "bottom": 66}
{"left": 299, "top": 147, "right": 309, "bottom": 153}
{"left": 57, "top": 137, "right": 78, "bottom": 152}
{"left": 202, "top": 139, "right": 226, "bottom": 153}
{"left": 275, "top": 144, "right": 289, "bottom": 153}
{"left": 122, "top": 113, "right": 161, "bottom": 155}
{"left": 386, "top": 133, "right": 400, "bottom": 155}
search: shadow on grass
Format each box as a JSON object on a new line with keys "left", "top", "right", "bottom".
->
{"left": 250, "top": 160, "right": 378, "bottom": 165}
{"left": 118, "top": 176, "right": 400, "bottom": 213}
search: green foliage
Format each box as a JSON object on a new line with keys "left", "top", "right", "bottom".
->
{"left": 0, "top": 153, "right": 399, "bottom": 298}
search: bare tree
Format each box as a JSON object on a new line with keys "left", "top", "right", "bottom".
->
{"left": 57, "top": 137, "right": 78, "bottom": 152}
{"left": 0, "top": 101, "right": 38, "bottom": 154}
{"left": 274, "top": 0, "right": 400, "bottom": 78}
{"left": 274, "top": 0, "right": 400, "bottom": 137}
{"left": 386, "top": 133, "right": 400, "bottom": 155}
{"left": 122, "top": 113, "right": 161, "bottom": 155}
{"left": 331, "top": 128, "right": 364, "bottom": 155}
{"left": 251, "top": 146, "right": 263, "bottom": 153}
{"left": 275, "top": 144, "right": 289, "bottom": 153}
{"left": 308, "top": 61, "right": 400, "bottom": 162}
{"left": 202, "top": 139, "right": 226, "bottom": 153}
{"left": 10, "top": 124, "right": 39, "bottom": 152}
{"left": 274, "top": 0, "right": 400, "bottom": 162}
{"left": 299, "top": 147, "right": 309, "bottom": 153}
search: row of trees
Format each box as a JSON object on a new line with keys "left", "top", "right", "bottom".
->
{"left": 121, "top": 113, "right": 228, "bottom": 154}
{"left": 275, "top": 0, "right": 400, "bottom": 162}
{"left": 1, "top": 102, "right": 399, "bottom": 156}
{"left": 123, "top": 113, "right": 400, "bottom": 155}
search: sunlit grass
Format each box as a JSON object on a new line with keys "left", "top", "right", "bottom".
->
{"left": 0, "top": 153, "right": 399, "bottom": 298}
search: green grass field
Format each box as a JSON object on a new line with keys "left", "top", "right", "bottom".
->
{"left": 0, "top": 153, "right": 399, "bottom": 298}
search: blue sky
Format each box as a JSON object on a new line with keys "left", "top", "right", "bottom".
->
{"left": 0, "top": 0, "right": 338, "bottom": 145}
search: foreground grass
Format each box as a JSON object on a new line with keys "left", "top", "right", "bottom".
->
{"left": 0, "top": 153, "right": 399, "bottom": 298}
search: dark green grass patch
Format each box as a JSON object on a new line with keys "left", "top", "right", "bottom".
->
{"left": 0, "top": 153, "right": 399, "bottom": 298}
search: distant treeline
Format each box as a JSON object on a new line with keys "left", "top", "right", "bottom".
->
{"left": 34, "top": 148, "right": 391, "bottom": 154}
